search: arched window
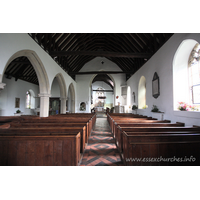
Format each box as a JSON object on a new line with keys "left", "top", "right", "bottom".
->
{"left": 188, "top": 43, "right": 200, "bottom": 104}
{"left": 95, "top": 88, "right": 105, "bottom": 107}
{"left": 26, "top": 91, "right": 31, "bottom": 108}
{"left": 80, "top": 102, "right": 86, "bottom": 111}
{"left": 173, "top": 39, "right": 200, "bottom": 111}
{"left": 26, "top": 90, "right": 35, "bottom": 109}
{"left": 138, "top": 76, "right": 146, "bottom": 109}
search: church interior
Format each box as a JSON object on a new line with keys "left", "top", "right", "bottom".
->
{"left": 0, "top": 32, "right": 199, "bottom": 200}
{"left": 1, "top": 1, "right": 200, "bottom": 198}
{"left": 0, "top": 33, "right": 200, "bottom": 167}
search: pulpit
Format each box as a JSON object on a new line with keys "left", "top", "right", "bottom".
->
{"left": 115, "top": 105, "right": 124, "bottom": 113}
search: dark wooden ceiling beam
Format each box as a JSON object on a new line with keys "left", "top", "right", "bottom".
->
{"left": 92, "top": 90, "right": 113, "bottom": 92}
{"left": 70, "top": 56, "right": 95, "bottom": 72}
{"left": 68, "top": 54, "right": 90, "bottom": 71}
{"left": 112, "top": 57, "right": 132, "bottom": 71}
{"left": 50, "top": 51, "right": 152, "bottom": 58}
{"left": 124, "top": 34, "right": 142, "bottom": 52}
{"left": 68, "top": 71, "right": 127, "bottom": 75}
{"left": 36, "top": 34, "right": 43, "bottom": 46}
{"left": 136, "top": 33, "right": 154, "bottom": 53}
{"left": 62, "top": 34, "right": 78, "bottom": 51}
{"left": 60, "top": 34, "right": 78, "bottom": 50}
{"left": 114, "top": 34, "right": 136, "bottom": 53}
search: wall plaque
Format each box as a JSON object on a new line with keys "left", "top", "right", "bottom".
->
{"left": 152, "top": 72, "right": 160, "bottom": 99}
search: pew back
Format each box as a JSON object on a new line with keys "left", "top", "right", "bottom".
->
{"left": 0, "top": 133, "right": 81, "bottom": 166}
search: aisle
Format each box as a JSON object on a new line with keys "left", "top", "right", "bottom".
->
{"left": 80, "top": 113, "right": 124, "bottom": 166}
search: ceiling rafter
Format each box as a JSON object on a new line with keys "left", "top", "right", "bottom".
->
{"left": 8, "top": 33, "right": 174, "bottom": 84}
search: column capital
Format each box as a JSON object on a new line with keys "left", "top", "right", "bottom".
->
{"left": 60, "top": 97, "right": 68, "bottom": 101}
{"left": 0, "top": 83, "right": 6, "bottom": 90}
{"left": 38, "top": 93, "right": 51, "bottom": 98}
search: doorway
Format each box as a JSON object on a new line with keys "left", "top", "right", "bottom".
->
{"left": 49, "top": 98, "right": 60, "bottom": 115}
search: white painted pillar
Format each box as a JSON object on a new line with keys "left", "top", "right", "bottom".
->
{"left": 60, "top": 97, "right": 67, "bottom": 114}
{"left": 71, "top": 99, "right": 75, "bottom": 113}
{"left": 38, "top": 93, "right": 51, "bottom": 117}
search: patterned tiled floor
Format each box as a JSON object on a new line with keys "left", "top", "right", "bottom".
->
{"left": 80, "top": 113, "right": 124, "bottom": 166}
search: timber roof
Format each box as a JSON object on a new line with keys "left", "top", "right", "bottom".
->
{"left": 4, "top": 33, "right": 173, "bottom": 85}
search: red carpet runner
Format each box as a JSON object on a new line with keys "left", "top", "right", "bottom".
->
{"left": 80, "top": 113, "right": 124, "bottom": 166}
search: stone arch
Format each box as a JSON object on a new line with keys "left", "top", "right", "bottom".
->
{"left": 54, "top": 73, "right": 67, "bottom": 99}
{"left": 138, "top": 76, "right": 146, "bottom": 109}
{"left": 68, "top": 83, "right": 75, "bottom": 113}
{"left": 2, "top": 50, "right": 50, "bottom": 117}
{"left": 52, "top": 73, "right": 68, "bottom": 114}
{"left": 89, "top": 73, "right": 116, "bottom": 105}
{"left": 3, "top": 50, "right": 50, "bottom": 95}
{"left": 173, "top": 39, "right": 198, "bottom": 110}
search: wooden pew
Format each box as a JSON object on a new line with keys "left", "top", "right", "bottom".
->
{"left": 107, "top": 113, "right": 152, "bottom": 126}
{"left": 49, "top": 113, "right": 96, "bottom": 130}
{"left": 9, "top": 122, "right": 90, "bottom": 145}
{"left": 122, "top": 131, "right": 200, "bottom": 166}
{"left": 21, "top": 117, "right": 94, "bottom": 137}
{"left": 113, "top": 121, "right": 181, "bottom": 138}
{"left": 0, "top": 126, "right": 86, "bottom": 154}
{"left": 0, "top": 132, "right": 81, "bottom": 166}
{"left": 107, "top": 113, "right": 157, "bottom": 133}
{"left": 112, "top": 119, "right": 171, "bottom": 136}
{"left": 116, "top": 125, "right": 200, "bottom": 154}
{"left": 109, "top": 117, "right": 156, "bottom": 133}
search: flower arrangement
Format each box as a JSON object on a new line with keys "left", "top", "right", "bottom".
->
{"left": 188, "top": 104, "right": 199, "bottom": 111}
{"left": 177, "top": 102, "right": 199, "bottom": 111}
{"left": 177, "top": 102, "right": 188, "bottom": 111}
{"left": 16, "top": 109, "right": 21, "bottom": 113}
{"left": 151, "top": 105, "right": 159, "bottom": 112}
{"left": 142, "top": 105, "right": 148, "bottom": 109}
{"left": 132, "top": 105, "right": 138, "bottom": 110}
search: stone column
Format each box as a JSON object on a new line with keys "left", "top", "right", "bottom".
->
{"left": 38, "top": 93, "right": 51, "bottom": 117}
{"left": 60, "top": 97, "right": 67, "bottom": 114}
{"left": 71, "top": 99, "right": 75, "bottom": 113}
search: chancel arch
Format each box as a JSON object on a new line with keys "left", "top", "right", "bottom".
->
{"left": 90, "top": 73, "right": 115, "bottom": 112}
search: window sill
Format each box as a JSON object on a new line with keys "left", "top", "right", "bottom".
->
{"left": 174, "top": 110, "right": 200, "bottom": 119}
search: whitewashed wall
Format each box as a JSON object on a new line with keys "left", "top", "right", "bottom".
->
{"left": 0, "top": 77, "right": 40, "bottom": 116}
{"left": 51, "top": 78, "right": 60, "bottom": 97}
{"left": 127, "top": 33, "right": 200, "bottom": 126}
{"left": 0, "top": 33, "right": 76, "bottom": 116}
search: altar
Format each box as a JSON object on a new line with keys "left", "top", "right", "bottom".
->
{"left": 96, "top": 107, "right": 104, "bottom": 112}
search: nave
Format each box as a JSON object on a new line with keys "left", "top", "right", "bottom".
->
{"left": 80, "top": 113, "right": 124, "bottom": 166}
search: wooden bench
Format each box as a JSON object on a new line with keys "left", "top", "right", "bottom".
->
{"left": 0, "top": 132, "right": 81, "bottom": 166}
{"left": 112, "top": 119, "right": 171, "bottom": 135}
{"left": 21, "top": 118, "right": 94, "bottom": 138}
{"left": 116, "top": 125, "right": 200, "bottom": 154}
{"left": 109, "top": 117, "right": 156, "bottom": 133}
{"left": 0, "top": 126, "right": 86, "bottom": 154}
{"left": 114, "top": 121, "right": 183, "bottom": 138}
{"left": 122, "top": 131, "right": 200, "bottom": 166}
{"left": 9, "top": 122, "right": 90, "bottom": 145}
{"left": 107, "top": 113, "right": 153, "bottom": 126}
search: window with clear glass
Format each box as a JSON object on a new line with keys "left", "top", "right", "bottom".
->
{"left": 188, "top": 43, "right": 200, "bottom": 104}
{"left": 26, "top": 91, "right": 31, "bottom": 108}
